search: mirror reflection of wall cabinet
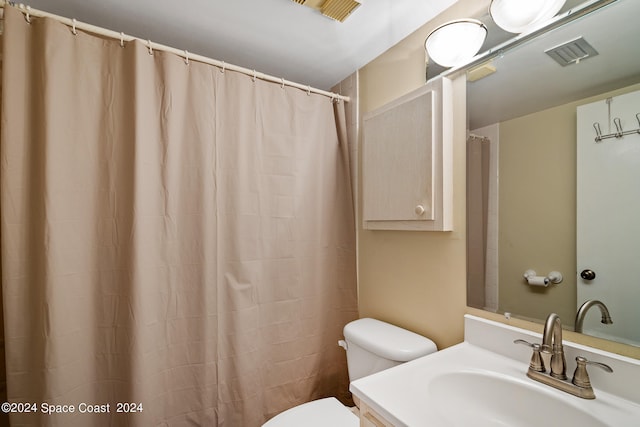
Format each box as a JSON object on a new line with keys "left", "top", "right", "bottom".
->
{"left": 362, "top": 76, "right": 453, "bottom": 231}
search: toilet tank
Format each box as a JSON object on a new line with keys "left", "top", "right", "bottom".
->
{"left": 342, "top": 318, "right": 437, "bottom": 382}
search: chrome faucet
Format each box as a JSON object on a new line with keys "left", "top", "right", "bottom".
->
{"left": 575, "top": 300, "right": 613, "bottom": 333}
{"left": 541, "top": 312, "right": 567, "bottom": 380}
{"left": 514, "top": 313, "right": 613, "bottom": 399}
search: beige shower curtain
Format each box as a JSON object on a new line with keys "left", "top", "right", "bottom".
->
{"left": 1, "top": 6, "right": 357, "bottom": 427}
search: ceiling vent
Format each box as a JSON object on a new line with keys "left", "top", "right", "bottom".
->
{"left": 291, "top": 0, "right": 325, "bottom": 6}
{"left": 545, "top": 36, "right": 599, "bottom": 66}
{"left": 290, "top": 0, "right": 361, "bottom": 22}
{"left": 321, "top": 0, "right": 361, "bottom": 22}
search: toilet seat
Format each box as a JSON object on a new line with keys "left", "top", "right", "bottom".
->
{"left": 262, "top": 397, "right": 359, "bottom": 427}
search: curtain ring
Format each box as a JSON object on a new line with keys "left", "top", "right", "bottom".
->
{"left": 281, "top": 78, "right": 285, "bottom": 89}
{"left": 71, "top": 18, "right": 78, "bottom": 35}
{"left": 184, "top": 50, "right": 189, "bottom": 65}
{"left": 147, "top": 40, "right": 153, "bottom": 55}
{"left": 220, "top": 61, "right": 225, "bottom": 73}
{"left": 120, "top": 32, "right": 125, "bottom": 48}
{"left": 24, "top": 5, "right": 32, "bottom": 24}
{"left": 306, "top": 85, "right": 311, "bottom": 96}
{"left": 252, "top": 70, "right": 257, "bottom": 82}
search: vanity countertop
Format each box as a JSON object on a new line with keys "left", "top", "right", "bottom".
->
{"left": 350, "top": 315, "right": 640, "bottom": 427}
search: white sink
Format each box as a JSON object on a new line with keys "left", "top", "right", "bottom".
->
{"left": 350, "top": 316, "right": 640, "bottom": 427}
{"left": 429, "top": 371, "right": 607, "bottom": 427}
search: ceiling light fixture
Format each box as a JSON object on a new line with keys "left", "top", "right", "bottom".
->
{"left": 489, "top": 0, "right": 567, "bottom": 33}
{"left": 425, "top": 19, "right": 488, "bottom": 68}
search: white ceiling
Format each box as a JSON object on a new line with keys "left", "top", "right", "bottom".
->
{"left": 26, "top": 0, "right": 457, "bottom": 90}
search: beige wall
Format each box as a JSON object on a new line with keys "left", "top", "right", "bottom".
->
{"left": 498, "top": 101, "right": 578, "bottom": 323}
{"left": 357, "top": 0, "right": 490, "bottom": 350}
{"left": 357, "top": 0, "right": 640, "bottom": 359}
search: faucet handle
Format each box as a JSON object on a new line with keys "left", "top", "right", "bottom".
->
{"left": 572, "top": 356, "right": 613, "bottom": 389}
{"left": 514, "top": 339, "right": 546, "bottom": 372}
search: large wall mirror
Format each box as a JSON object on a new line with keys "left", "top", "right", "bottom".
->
{"left": 462, "top": 0, "right": 640, "bottom": 347}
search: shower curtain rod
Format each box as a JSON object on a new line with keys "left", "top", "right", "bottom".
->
{"left": 0, "top": 1, "right": 350, "bottom": 103}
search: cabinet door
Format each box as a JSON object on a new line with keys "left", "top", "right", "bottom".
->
{"left": 359, "top": 401, "right": 396, "bottom": 427}
{"left": 363, "top": 89, "right": 434, "bottom": 222}
{"left": 362, "top": 77, "right": 452, "bottom": 231}
{"left": 576, "top": 89, "right": 640, "bottom": 344}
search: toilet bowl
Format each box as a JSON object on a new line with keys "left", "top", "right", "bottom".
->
{"left": 262, "top": 318, "right": 438, "bottom": 427}
{"left": 262, "top": 397, "right": 359, "bottom": 427}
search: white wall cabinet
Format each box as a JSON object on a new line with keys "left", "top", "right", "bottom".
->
{"left": 362, "top": 77, "right": 453, "bottom": 231}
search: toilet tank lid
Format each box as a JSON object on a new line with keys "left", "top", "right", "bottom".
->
{"left": 343, "top": 318, "right": 437, "bottom": 362}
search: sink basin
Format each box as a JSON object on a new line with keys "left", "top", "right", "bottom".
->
{"left": 429, "top": 371, "right": 607, "bottom": 427}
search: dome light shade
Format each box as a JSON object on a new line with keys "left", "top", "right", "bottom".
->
{"left": 490, "top": 0, "right": 566, "bottom": 33}
{"left": 425, "top": 19, "right": 488, "bottom": 68}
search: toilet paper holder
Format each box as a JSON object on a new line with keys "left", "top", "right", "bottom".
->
{"left": 523, "top": 269, "right": 563, "bottom": 287}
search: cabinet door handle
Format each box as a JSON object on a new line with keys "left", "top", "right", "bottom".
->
{"left": 415, "top": 205, "right": 425, "bottom": 215}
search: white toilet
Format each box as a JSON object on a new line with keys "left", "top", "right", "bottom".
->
{"left": 263, "top": 318, "right": 438, "bottom": 427}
